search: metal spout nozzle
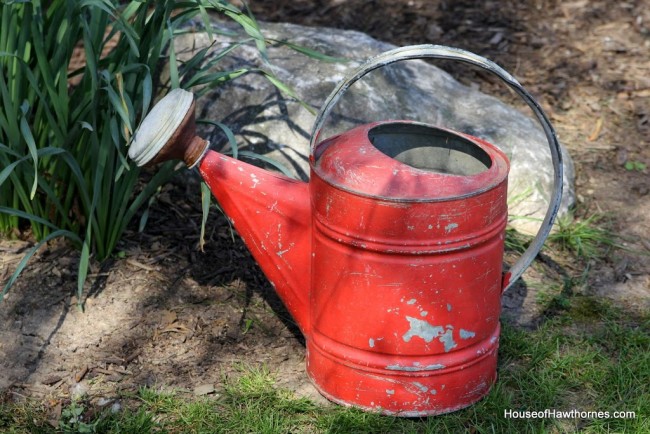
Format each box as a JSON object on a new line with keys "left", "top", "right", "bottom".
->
{"left": 128, "top": 88, "right": 209, "bottom": 168}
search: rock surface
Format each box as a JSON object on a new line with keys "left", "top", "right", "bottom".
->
{"left": 174, "top": 20, "right": 575, "bottom": 234}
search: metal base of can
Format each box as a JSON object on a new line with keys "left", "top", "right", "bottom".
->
{"left": 305, "top": 324, "right": 500, "bottom": 417}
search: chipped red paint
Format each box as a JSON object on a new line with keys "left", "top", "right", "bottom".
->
{"left": 199, "top": 120, "right": 510, "bottom": 416}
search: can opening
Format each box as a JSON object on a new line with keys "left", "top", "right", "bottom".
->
{"left": 368, "top": 123, "right": 492, "bottom": 176}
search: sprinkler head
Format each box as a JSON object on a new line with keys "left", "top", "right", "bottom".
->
{"left": 128, "top": 88, "right": 209, "bottom": 168}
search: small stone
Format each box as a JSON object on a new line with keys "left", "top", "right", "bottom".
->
{"left": 194, "top": 384, "right": 215, "bottom": 396}
{"left": 41, "top": 374, "right": 63, "bottom": 385}
{"left": 110, "top": 401, "right": 121, "bottom": 413}
{"left": 97, "top": 398, "right": 112, "bottom": 407}
{"left": 70, "top": 382, "right": 89, "bottom": 400}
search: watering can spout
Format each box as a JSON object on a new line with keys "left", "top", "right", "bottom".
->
{"left": 128, "top": 88, "right": 311, "bottom": 335}
{"left": 199, "top": 152, "right": 312, "bottom": 334}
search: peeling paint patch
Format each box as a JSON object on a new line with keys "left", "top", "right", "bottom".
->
{"left": 462, "top": 381, "right": 488, "bottom": 399}
{"left": 402, "top": 317, "right": 458, "bottom": 352}
{"left": 406, "top": 299, "right": 416, "bottom": 305}
{"left": 402, "top": 317, "right": 443, "bottom": 343}
{"left": 420, "top": 310, "right": 428, "bottom": 317}
{"left": 412, "top": 382, "right": 428, "bottom": 393}
{"left": 439, "top": 328, "right": 457, "bottom": 352}
{"left": 444, "top": 222, "right": 458, "bottom": 233}
{"left": 446, "top": 303, "right": 452, "bottom": 312}
{"left": 386, "top": 363, "right": 445, "bottom": 372}
{"left": 430, "top": 389, "right": 437, "bottom": 395}
{"left": 460, "top": 329, "right": 476, "bottom": 339}
{"left": 369, "top": 338, "right": 375, "bottom": 348}
{"left": 250, "top": 173, "right": 259, "bottom": 188}
{"left": 386, "top": 389, "right": 395, "bottom": 395}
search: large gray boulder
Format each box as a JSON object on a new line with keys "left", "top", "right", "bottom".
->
{"left": 174, "top": 21, "right": 575, "bottom": 235}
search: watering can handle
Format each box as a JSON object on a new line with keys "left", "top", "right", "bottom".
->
{"left": 309, "top": 44, "right": 563, "bottom": 293}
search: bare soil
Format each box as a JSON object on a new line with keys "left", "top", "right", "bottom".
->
{"left": 1, "top": 0, "right": 649, "bottom": 412}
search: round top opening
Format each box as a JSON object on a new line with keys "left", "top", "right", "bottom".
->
{"left": 312, "top": 121, "right": 508, "bottom": 201}
{"left": 368, "top": 123, "right": 492, "bottom": 176}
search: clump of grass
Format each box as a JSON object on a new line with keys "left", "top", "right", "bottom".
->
{"left": 505, "top": 226, "right": 533, "bottom": 254}
{"left": 548, "top": 213, "right": 617, "bottom": 260}
{"left": 218, "top": 365, "right": 320, "bottom": 433}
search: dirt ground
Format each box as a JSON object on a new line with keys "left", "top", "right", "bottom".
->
{"left": 1, "top": 0, "right": 649, "bottom": 413}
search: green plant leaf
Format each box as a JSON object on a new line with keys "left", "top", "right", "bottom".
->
{"left": 178, "top": 45, "right": 212, "bottom": 81}
{"left": 197, "top": 119, "right": 238, "bottom": 159}
{"left": 0, "top": 147, "right": 67, "bottom": 187}
{"left": 202, "top": 40, "right": 252, "bottom": 69}
{"left": 199, "top": 181, "right": 211, "bottom": 252}
{"left": 268, "top": 39, "right": 349, "bottom": 63}
{"left": 184, "top": 68, "right": 249, "bottom": 89}
{"left": 1, "top": 229, "right": 81, "bottom": 302}
{"left": 239, "top": 150, "right": 295, "bottom": 178}
{"left": 80, "top": 0, "right": 140, "bottom": 57}
{"left": 0, "top": 206, "right": 74, "bottom": 233}
{"left": 18, "top": 113, "right": 38, "bottom": 199}
{"left": 0, "top": 156, "right": 28, "bottom": 187}
{"left": 223, "top": 8, "right": 268, "bottom": 62}
{"left": 198, "top": 3, "right": 214, "bottom": 41}
{"left": 141, "top": 68, "right": 153, "bottom": 119}
{"left": 104, "top": 81, "right": 133, "bottom": 136}
{"left": 624, "top": 161, "right": 647, "bottom": 171}
{"left": 115, "top": 162, "right": 178, "bottom": 249}
{"left": 168, "top": 19, "right": 180, "bottom": 89}
{"left": 77, "top": 232, "right": 91, "bottom": 309}
{"left": 260, "top": 70, "right": 316, "bottom": 115}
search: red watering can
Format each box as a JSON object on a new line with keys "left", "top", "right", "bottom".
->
{"left": 129, "top": 45, "right": 563, "bottom": 416}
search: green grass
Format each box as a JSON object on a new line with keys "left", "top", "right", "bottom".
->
{"left": 506, "top": 212, "right": 617, "bottom": 262}
{"left": 547, "top": 214, "right": 617, "bottom": 260}
{"left": 1, "top": 298, "right": 647, "bottom": 433}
